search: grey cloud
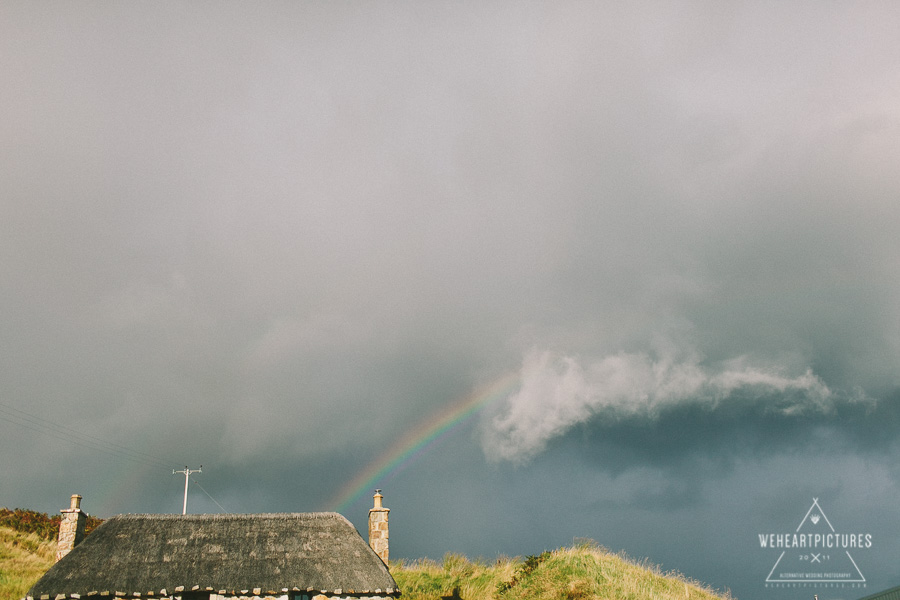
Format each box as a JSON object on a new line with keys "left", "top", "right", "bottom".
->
{"left": 3, "top": 3, "right": 900, "bottom": 599}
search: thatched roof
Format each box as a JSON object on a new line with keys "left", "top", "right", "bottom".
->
{"left": 27, "top": 512, "right": 399, "bottom": 599}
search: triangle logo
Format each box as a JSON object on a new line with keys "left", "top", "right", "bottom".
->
{"left": 763, "top": 498, "right": 867, "bottom": 584}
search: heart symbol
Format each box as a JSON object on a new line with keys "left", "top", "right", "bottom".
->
{"left": 810, "top": 514, "right": 820, "bottom": 524}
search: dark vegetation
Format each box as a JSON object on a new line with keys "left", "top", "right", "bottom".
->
{"left": 0, "top": 509, "right": 102, "bottom": 541}
{"left": 495, "top": 550, "right": 551, "bottom": 593}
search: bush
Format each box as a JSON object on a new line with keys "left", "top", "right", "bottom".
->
{"left": 0, "top": 509, "right": 102, "bottom": 541}
{"left": 496, "top": 551, "right": 550, "bottom": 593}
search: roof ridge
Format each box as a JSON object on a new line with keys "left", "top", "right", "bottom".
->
{"left": 112, "top": 511, "right": 346, "bottom": 521}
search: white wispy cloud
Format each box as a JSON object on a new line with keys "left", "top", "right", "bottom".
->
{"left": 483, "top": 348, "right": 839, "bottom": 462}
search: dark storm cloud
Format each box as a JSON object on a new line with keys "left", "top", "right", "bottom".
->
{"left": 564, "top": 387, "right": 900, "bottom": 474}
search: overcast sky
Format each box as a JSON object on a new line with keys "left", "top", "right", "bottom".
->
{"left": 2, "top": 3, "right": 899, "bottom": 600}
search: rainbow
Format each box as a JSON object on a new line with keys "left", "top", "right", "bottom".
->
{"left": 328, "top": 371, "right": 520, "bottom": 513}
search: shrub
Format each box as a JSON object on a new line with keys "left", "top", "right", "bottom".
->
{"left": 0, "top": 509, "right": 102, "bottom": 541}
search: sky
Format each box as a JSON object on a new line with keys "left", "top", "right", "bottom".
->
{"left": 2, "top": 2, "right": 899, "bottom": 599}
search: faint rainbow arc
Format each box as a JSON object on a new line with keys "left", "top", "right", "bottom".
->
{"left": 328, "top": 371, "right": 520, "bottom": 513}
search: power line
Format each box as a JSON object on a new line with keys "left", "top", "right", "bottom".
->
{"left": 0, "top": 401, "right": 173, "bottom": 468}
{"left": 0, "top": 400, "right": 176, "bottom": 470}
{"left": 1, "top": 400, "right": 231, "bottom": 514}
{"left": 190, "top": 476, "right": 228, "bottom": 513}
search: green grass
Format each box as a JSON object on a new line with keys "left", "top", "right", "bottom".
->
{"left": 392, "top": 541, "right": 733, "bottom": 600}
{"left": 390, "top": 553, "right": 520, "bottom": 600}
{"left": 0, "top": 526, "right": 55, "bottom": 600}
{"left": 0, "top": 507, "right": 104, "bottom": 600}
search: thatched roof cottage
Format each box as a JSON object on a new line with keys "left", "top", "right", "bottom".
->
{"left": 27, "top": 495, "right": 399, "bottom": 600}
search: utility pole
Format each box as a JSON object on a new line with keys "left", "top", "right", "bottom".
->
{"left": 173, "top": 466, "right": 202, "bottom": 515}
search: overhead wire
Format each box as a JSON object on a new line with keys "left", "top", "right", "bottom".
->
{"left": 2, "top": 400, "right": 234, "bottom": 513}
{"left": 190, "top": 477, "right": 228, "bottom": 513}
{"left": 0, "top": 400, "right": 177, "bottom": 470}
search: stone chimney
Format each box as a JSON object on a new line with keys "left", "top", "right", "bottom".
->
{"left": 56, "top": 494, "right": 87, "bottom": 562}
{"left": 368, "top": 489, "right": 389, "bottom": 563}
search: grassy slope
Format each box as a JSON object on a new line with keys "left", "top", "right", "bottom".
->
{"left": 392, "top": 544, "right": 733, "bottom": 600}
{"left": 2, "top": 526, "right": 732, "bottom": 600}
{"left": 0, "top": 526, "right": 55, "bottom": 600}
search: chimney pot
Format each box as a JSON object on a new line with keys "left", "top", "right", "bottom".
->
{"left": 70, "top": 494, "right": 82, "bottom": 510}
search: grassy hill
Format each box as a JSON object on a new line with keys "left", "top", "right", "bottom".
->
{"left": 0, "top": 507, "right": 102, "bottom": 600}
{"left": 0, "top": 526, "right": 54, "bottom": 600}
{"left": 1, "top": 510, "right": 731, "bottom": 600}
{"left": 391, "top": 544, "right": 732, "bottom": 600}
